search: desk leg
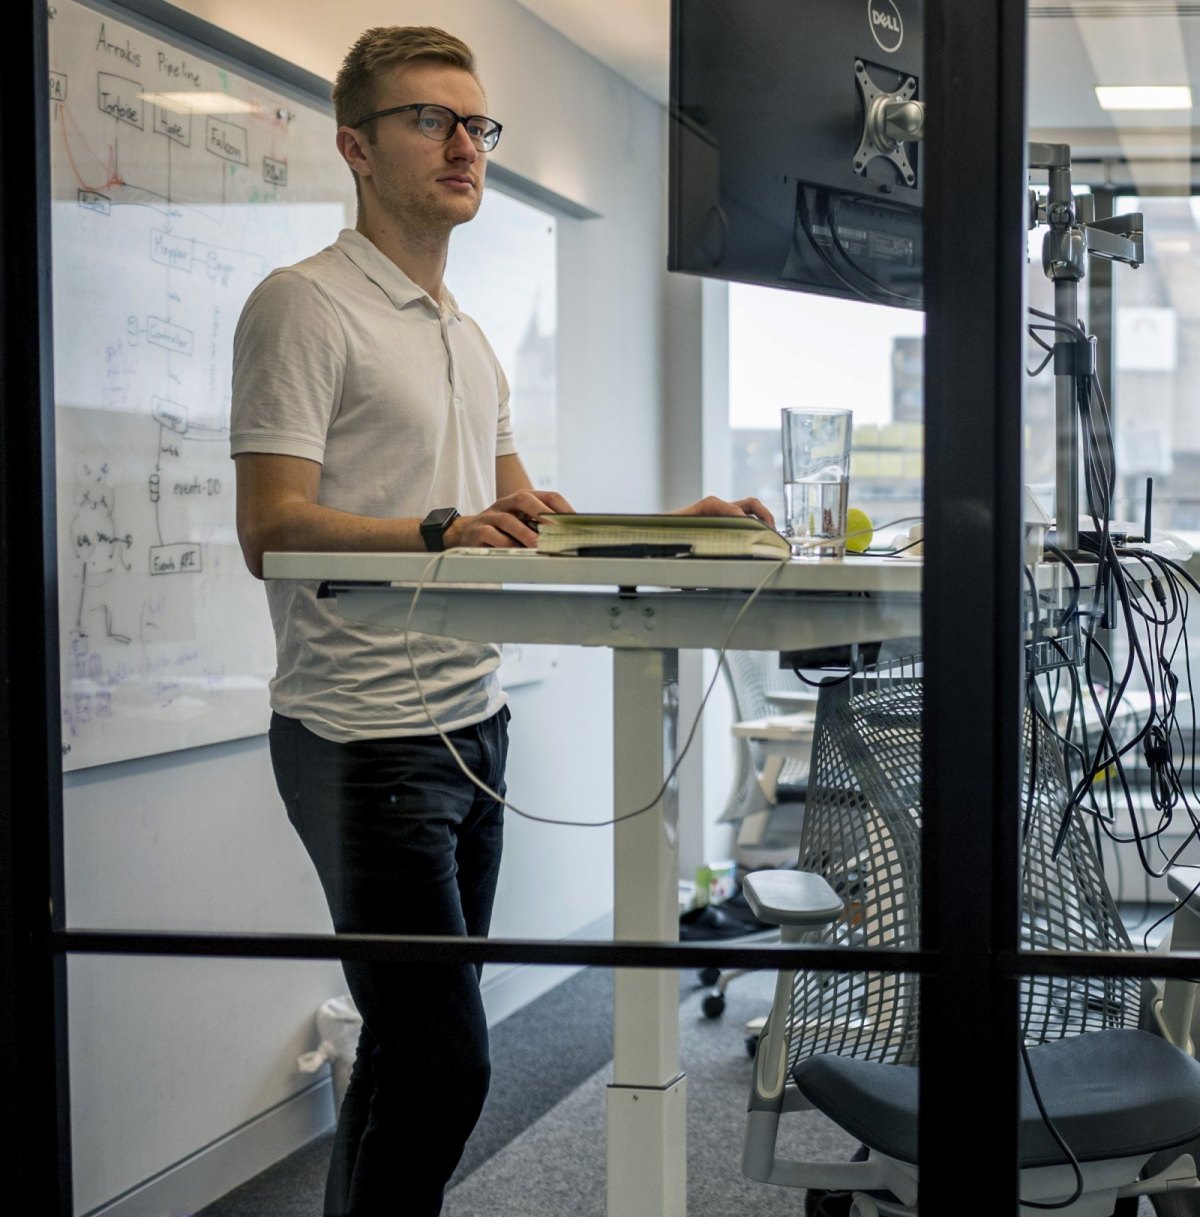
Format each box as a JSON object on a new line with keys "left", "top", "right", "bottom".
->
{"left": 608, "top": 648, "right": 686, "bottom": 1217}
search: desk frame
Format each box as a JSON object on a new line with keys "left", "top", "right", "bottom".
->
{"left": 268, "top": 550, "right": 920, "bottom": 1217}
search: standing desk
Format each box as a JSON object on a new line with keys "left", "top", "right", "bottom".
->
{"left": 263, "top": 549, "right": 923, "bottom": 1216}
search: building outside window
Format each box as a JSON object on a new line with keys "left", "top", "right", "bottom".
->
{"left": 728, "top": 283, "right": 925, "bottom": 547}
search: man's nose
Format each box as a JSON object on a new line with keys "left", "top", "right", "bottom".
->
{"left": 446, "top": 121, "right": 478, "bottom": 160}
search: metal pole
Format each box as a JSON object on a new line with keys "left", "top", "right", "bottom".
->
{"left": 1055, "top": 274, "right": 1080, "bottom": 549}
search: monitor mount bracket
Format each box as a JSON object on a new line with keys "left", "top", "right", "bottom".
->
{"left": 1028, "top": 142, "right": 1143, "bottom": 553}
{"left": 854, "top": 59, "right": 923, "bottom": 188}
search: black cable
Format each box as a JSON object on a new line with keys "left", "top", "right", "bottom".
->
{"left": 1026, "top": 302, "right": 1200, "bottom": 918}
{"left": 794, "top": 187, "right": 918, "bottom": 308}
{"left": 1044, "top": 542, "right": 1082, "bottom": 622}
{"left": 826, "top": 194, "right": 923, "bottom": 307}
{"left": 1044, "top": 409, "right": 1181, "bottom": 871}
{"left": 1027, "top": 348, "right": 1056, "bottom": 378}
{"left": 1018, "top": 1039, "right": 1085, "bottom": 1210}
{"left": 795, "top": 187, "right": 880, "bottom": 303}
{"left": 882, "top": 537, "right": 923, "bottom": 558}
{"left": 1096, "top": 554, "right": 1188, "bottom": 822}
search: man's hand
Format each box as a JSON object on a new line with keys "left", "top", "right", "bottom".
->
{"left": 445, "top": 489, "right": 576, "bottom": 548}
{"left": 671, "top": 495, "right": 776, "bottom": 529}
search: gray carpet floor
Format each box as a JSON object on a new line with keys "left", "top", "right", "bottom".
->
{"left": 198, "top": 964, "right": 1158, "bottom": 1215}
{"left": 196, "top": 967, "right": 863, "bottom": 1215}
{"left": 444, "top": 970, "right": 857, "bottom": 1217}
{"left": 198, "top": 966, "right": 618, "bottom": 1216}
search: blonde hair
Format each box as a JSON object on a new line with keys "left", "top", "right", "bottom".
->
{"left": 333, "top": 26, "right": 480, "bottom": 134}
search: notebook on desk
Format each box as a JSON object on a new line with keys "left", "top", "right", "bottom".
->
{"left": 536, "top": 513, "right": 791, "bottom": 559}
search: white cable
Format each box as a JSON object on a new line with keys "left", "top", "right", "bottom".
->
{"left": 401, "top": 550, "right": 789, "bottom": 828}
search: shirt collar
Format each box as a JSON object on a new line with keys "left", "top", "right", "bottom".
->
{"left": 334, "top": 228, "right": 461, "bottom": 319}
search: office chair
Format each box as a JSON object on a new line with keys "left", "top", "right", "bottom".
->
{"left": 736, "top": 673, "right": 1188, "bottom": 1215}
{"left": 741, "top": 867, "right": 1200, "bottom": 1217}
{"left": 719, "top": 649, "right": 812, "bottom": 850}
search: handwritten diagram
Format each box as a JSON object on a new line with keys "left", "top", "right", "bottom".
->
{"left": 50, "top": 0, "right": 354, "bottom": 769}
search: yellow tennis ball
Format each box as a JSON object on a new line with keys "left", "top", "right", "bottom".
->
{"left": 845, "top": 507, "right": 873, "bottom": 553}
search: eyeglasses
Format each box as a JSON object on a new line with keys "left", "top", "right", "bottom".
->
{"left": 353, "top": 103, "right": 503, "bottom": 152}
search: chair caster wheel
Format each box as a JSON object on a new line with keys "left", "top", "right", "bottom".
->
{"left": 698, "top": 967, "right": 721, "bottom": 987}
{"left": 702, "top": 993, "right": 726, "bottom": 1018}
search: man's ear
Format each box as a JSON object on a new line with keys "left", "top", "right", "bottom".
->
{"left": 336, "top": 126, "right": 371, "bottom": 181}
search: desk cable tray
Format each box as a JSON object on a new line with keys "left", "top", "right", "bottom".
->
{"left": 780, "top": 669, "right": 1138, "bottom": 1076}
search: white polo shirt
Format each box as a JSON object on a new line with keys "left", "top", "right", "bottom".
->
{"left": 231, "top": 228, "right": 517, "bottom": 741}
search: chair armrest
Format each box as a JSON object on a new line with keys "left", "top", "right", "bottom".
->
{"left": 1168, "top": 866, "right": 1200, "bottom": 921}
{"left": 1152, "top": 866, "right": 1200, "bottom": 1054}
{"left": 743, "top": 870, "right": 843, "bottom": 928}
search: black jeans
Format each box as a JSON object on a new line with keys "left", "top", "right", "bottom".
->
{"left": 269, "top": 708, "right": 509, "bottom": 1217}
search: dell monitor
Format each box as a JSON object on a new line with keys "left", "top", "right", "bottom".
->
{"left": 669, "top": 0, "right": 924, "bottom": 309}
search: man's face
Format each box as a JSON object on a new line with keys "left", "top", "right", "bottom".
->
{"left": 350, "top": 61, "right": 489, "bottom": 233}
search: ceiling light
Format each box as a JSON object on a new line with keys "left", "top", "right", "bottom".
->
{"left": 1095, "top": 86, "right": 1192, "bottom": 112}
{"left": 140, "top": 91, "right": 258, "bottom": 115}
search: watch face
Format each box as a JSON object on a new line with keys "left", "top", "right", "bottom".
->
{"left": 421, "top": 507, "right": 459, "bottom": 551}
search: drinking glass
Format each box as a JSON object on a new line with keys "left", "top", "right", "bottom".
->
{"left": 782, "top": 407, "right": 853, "bottom": 558}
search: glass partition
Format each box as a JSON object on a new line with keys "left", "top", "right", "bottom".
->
{"left": 34, "top": 0, "right": 1200, "bottom": 1212}
{"left": 1020, "top": 4, "right": 1200, "bottom": 1210}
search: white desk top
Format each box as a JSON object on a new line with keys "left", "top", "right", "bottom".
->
{"left": 262, "top": 549, "right": 923, "bottom": 594}
{"left": 262, "top": 547, "right": 1126, "bottom": 602}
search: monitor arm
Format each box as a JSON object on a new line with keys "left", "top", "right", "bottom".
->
{"left": 852, "top": 113, "right": 1146, "bottom": 552}
{"left": 1028, "top": 142, "right": 1143, "bottom": 552}
{"left": 854, "top": 60, "right": 923, "bottom": 188}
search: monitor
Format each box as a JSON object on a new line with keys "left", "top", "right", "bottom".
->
{"left": 669, "top": 0, "right": 924, "bottom": 309}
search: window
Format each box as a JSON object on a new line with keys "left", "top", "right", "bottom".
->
{"left": 1111, "top": 195, "right": 1200, "bottom": 535}
{"left": 728, "top": 283, "right": 924, "bottom": 544}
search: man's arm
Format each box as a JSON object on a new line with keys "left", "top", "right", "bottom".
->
{"left": 235, "top": 453, "right": 423, "bottom": 578}
{"left": 235, "top": 451, "right": 575, "bottom": 579}
{"left": 495, "top": 452, "right": 536, "bottom": 499}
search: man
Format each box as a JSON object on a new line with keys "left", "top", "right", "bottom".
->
{"left": 231, "top": 26, "right": 770, "bottom": 1216}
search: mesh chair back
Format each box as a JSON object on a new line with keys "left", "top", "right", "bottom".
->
{"left": 781, "top": 674, "right": 1138, "bottom": 1078}
{"left": 1019, "top": 691, "right": 1138, "bottom": 1042}
{"left": 724, "top": 650, "right": 772, "bottom": 722}
{"left": 785, "top": 675, "right": 923, "bottom": 1069}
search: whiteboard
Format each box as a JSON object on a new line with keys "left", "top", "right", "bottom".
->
{"left": 49, "top": 0, "right": 355, "bottom": 769}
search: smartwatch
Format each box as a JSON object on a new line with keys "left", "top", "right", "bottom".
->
{"left": 420, "top": 506, "right": 460, "bottom": 552}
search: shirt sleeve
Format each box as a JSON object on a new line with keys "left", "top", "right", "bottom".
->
{"left": 230, "top": 269, "right": 348, "bottom": 464}
{"left": 494, "top": 358, "right": 517, "bottom": 458}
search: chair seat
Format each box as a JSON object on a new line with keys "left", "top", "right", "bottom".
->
{"left": 793, "top": 1029, "right": 1200, "bottom": 1168}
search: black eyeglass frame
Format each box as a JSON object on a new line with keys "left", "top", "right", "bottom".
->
{"left": 351, "top": 103, "right": 503, "bottom": 151}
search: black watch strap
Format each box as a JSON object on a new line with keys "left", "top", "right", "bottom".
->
{"left": 420, "top": 506, "right": 460, "bottom": 552}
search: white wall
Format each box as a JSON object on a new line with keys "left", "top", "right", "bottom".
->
{"left": 63, "top": 1, "right": 689, "bottom": 1212}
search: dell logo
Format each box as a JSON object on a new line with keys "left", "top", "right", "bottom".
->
{"left": 868, "top": 0, "right": 904, "bottom": 53}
